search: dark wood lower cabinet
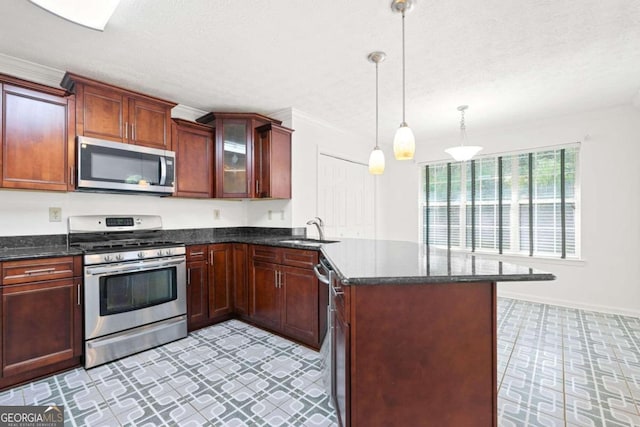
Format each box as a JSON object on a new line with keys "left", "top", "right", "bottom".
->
{"left": 1, "top": 277, "right": 82, "bottom": 388}
{"left": 232, "top": 244, "right": 249, "bottom": 318}
{"left": 187, "top": 257, "right": 209, "bottom": 331}
{"left": 208, "top": 244, "right": 232, "bottom": 320}
{"left": 281, "top": 265, "right": 319, "bottom": 345}
{"left": 248, "top": 245, "right": 324, "bottom": 349}
{"left": 333, "top": 281, "right": 497, "bottom": 427}
{"left": 250, "top": 261, "right": 281, "bottom": 331}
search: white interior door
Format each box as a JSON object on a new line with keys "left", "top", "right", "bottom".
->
{"left": 317, "top": 154, "right": 375, "bottom": 239}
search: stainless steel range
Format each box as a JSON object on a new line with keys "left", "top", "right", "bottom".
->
{"left": 68, "top": 215, "right": 187, "bottom": 369}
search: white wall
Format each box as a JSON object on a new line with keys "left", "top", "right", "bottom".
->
{"left": 378, "top": 104, "right": 640, "bottom": 317}
{"left": 284, "top": 109, "right": 375, "bottom": 239}
{"left": 0, "top": 189, "right": 248, "bottom": 235}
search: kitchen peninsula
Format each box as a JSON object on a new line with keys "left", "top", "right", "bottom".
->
{"left": 319, "top": 239, "right": 554, "bottom": 427}
{"left": 0, "top": 232, "right": 553, "bottom": 427}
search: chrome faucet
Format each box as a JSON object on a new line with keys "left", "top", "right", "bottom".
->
{"left": 306, "top": 217, "right": 325, "bottom": 240}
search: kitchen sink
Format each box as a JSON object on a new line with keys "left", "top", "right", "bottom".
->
{"left": 279, "top": 238, "right": 339, "bottom": 246}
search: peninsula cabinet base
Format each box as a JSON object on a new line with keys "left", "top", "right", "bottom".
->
{"left": 339, "top": 281, "right": 497, "bottom": 427}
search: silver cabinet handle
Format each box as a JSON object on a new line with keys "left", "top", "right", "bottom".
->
{"left": 77, "top": 284, "right": 81, "bottom": 306}
{"left": 331, "top": 284, "right": 344, "bottom": 297}
{"left": 24, "top": 267, "right": 56, "bottom": 275}
{"left": 209, "top": 251, "right": 214, "bottom": 265}
{"left": 190, "top": 251, "right": 204, "bottom": 256}
{"left": 279, "top": 271, "right": 283, "bottom": 288}
{"left": 132, "top": 123, "right": 136, "bottom": 140}
{"left": 187, "top": 268, "right": 191, "bottom": 285}
{"left": 124, "top": 121, "right": 128, "bottom": 139}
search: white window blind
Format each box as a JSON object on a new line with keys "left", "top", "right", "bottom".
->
{"left": 422, "top": 146, "right": 579, "bottom": 259}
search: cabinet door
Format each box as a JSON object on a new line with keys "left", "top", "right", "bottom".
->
{"left": 255, "top": 124, "right": 292, "bottom": 199}
{"left": 208, "top": 244, "right": 232, "bottom": 319}
{"left": 216, "top": 119, "right": 251, "bottom": 198}
{"left": 187, "top": 259, "right": 209, "bottom": 331}
{"left": 2, "top": 278, "right": 82, "bottom": 377}
{"left": 233, "top": 244, "right": 249, "bottom": 317}
{"left": 77, "top": 83, "right": 127, "bottom": 142}
{"left": 129, "top": 98, "right": 171, "bottom": 150}
{"left": 2, "top": 84, "right": 75, "bottom": 191}
{"left": 333, "top": 307, "right": 350, "bottom": 427}
{"left": 172, "top": 120, "right": 214, "bottom": 198}
{"left": 281, "top": 265, "right": 319, "bottom": 346}
{"left": 250, "top": 261, "right": 280, "bottom": 330}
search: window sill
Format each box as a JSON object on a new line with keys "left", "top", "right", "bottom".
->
{"left": 443, "top": 247, "right": 586, "bottom": 267}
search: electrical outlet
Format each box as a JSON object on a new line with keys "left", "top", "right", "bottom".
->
{"left": 280, "top": 210, "right": 285, "bottom": 220}
{"left": 213, "top": 209, "right": 221, "bottom": 220}
{"left": 49, "top": 207, "right": 62, "bottom": 222}
{"left": 268, "top": 210, "right": 273, "bottom": 220}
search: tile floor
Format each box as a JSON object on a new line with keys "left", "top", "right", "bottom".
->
{"left": 0, "top": 298, "right": 638, "bottom": 426}
{"left": 497, "top": 298, "right": 640, "bottom": 426}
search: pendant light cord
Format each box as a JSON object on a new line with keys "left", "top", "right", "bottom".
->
{"left": 401, "top": 11, "right": 406, "bottom": 124}
{"left": 375, "top": 60, "right": 379, "bottom": 149}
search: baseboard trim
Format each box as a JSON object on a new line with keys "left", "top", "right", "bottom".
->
{"left": 498, "top": 290, "right": 640, "bottom": 318}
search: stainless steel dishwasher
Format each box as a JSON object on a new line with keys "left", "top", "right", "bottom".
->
{"left": 314, "top": 256, "right": 333, "bottom": 398}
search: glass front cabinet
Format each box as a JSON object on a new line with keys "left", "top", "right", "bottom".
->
{"left": 196, "top": 112, "right": 292, "bottom": 199}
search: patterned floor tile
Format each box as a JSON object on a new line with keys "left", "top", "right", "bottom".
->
{"left": 2, "top": 298, "right": 639, "bottom": 426}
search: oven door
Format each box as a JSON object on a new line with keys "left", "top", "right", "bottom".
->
{"left": 84, "top": 255, "right": 186, "bottom": 340}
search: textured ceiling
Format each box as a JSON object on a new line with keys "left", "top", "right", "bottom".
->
{"left": 0, "top": 0, "right": 639, "bottom": 147}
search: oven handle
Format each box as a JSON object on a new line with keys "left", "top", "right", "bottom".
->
{"left": 85, "top": 257, "right": 185, "bottom": 276}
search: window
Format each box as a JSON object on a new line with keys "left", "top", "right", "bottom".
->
{"left": 421, "top": 146, "right": 579, "bottom": 259}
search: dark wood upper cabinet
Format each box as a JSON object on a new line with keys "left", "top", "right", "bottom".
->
{"left": 172, "top": 119, "right": 214, "bottom": 198}
{"left": 61, "top": 72, "right": 176, "bottom": 150}
{"left": 255, "top": 123, "right": 293, "bottom": 199}
{"left": 1, "top": 75, "right": 75, "bottom": 192}
{"left": 196, "top": 112, "right": 292, "bottom": 199}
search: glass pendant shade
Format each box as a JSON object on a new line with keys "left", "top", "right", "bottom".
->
{"left": 368, "top": 148, "right": 385, "bottom": 174}
{"left": 444, "top": 145, "right": 483, "bottom": 162}
{"left": 393, "top": 123, "right": 415, "bottom": 160}
{"left": 445, "top": 105, "right": 482, "bottom": 162}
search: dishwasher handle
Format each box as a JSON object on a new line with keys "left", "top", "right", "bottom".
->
{"left": 313, "top": 264, "right": 330, "bottom": 285}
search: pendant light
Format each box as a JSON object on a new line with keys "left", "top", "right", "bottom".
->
{"left": 368, "top": 52, "right": 386, "bottom": 175}
{"left": 445, "top": 105, "right": 483, "bottom": 161}
{"left": 391, "top": 0, "right": 416, "bottom": 160}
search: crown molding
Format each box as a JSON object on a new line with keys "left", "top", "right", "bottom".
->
{"left": 0, "top": 53, "right": 64, "bottom": 88}
{"left": 171, "top": 104, "right": 208, "bottom": 121}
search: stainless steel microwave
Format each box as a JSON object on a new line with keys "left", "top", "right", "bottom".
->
{"left": 77, "top": 136, "right": 175, "bottom": 195}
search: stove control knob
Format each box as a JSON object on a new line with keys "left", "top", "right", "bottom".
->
{"left": 115, "top": 254, "right": 124, "bottom": 261}
{"left": 165, "top": 249, "right": 172, "bottom": 256}
{"left": 157, "top": 250, "right": 163, "bottom": 257}
{"left": 104, "top": 255, "right": 113, "bottom": 262}
{"left": 137, "top": 252, "right": 145, "bottom": 259}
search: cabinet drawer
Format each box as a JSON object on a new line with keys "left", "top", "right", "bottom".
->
{"left": 282, "top": 248, "right": 318, "bottom": 269}
{"left": 2, "top": 257, "right": 80, "bottom": 285}
{"left": 251, "top": 245, "right": 282, "bottom": 264}
{"left": 187, "top": 245, "right": 207, "bottom": 261}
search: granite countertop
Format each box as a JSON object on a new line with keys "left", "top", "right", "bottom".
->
{"left": 320, "top": 239, "right": 555, "bottom": 285}
{"left": 0, "top": 245, "right": 84, "bottom": 261}
{"left": 0, "top": 231, "right": 555, "bottom": 287}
